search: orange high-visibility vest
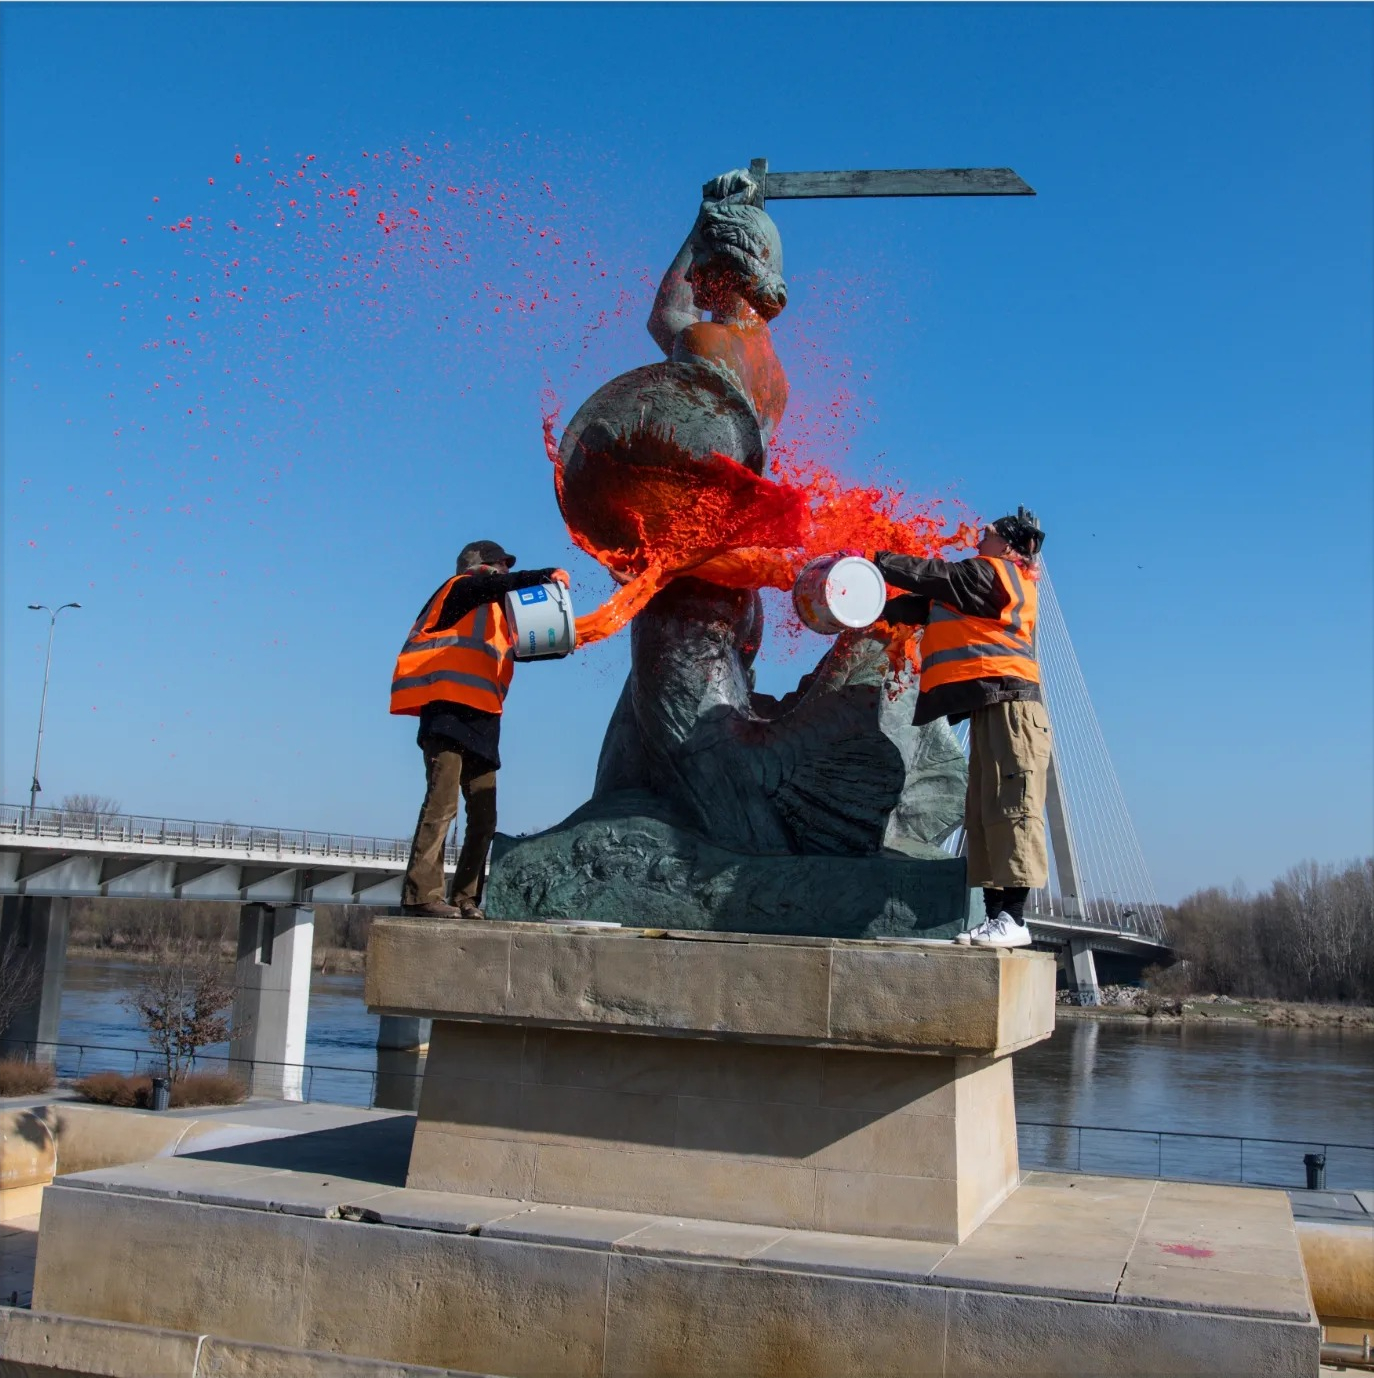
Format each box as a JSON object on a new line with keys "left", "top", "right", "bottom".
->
{"left": 918, "top": 557, "right": 1040, "bottom": 693}
{"left": 389, "top": 575, "right": 515, "bottom": 717}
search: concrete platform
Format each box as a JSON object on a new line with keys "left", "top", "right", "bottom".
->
{"left": 9, "top": 1156, "right": 1320, "bottom": 1377}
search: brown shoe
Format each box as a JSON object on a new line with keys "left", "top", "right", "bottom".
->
{"left": 401, "top": 901, "right": 465, "bottom": 920}
{"left": 453, "top": 898, "right": 487, "bottom": 921}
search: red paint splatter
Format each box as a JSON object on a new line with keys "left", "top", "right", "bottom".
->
{"left": 1160, "top": 1243, "right": 1215, "bottom": 1259}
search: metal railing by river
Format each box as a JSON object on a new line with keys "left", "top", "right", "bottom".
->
{"left": 6, "top": 1035, "right": 1372, "bottom": 1193}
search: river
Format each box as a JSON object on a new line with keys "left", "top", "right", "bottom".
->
{"left": 51, "top": 956, "right": 1374, "bottom": 1190}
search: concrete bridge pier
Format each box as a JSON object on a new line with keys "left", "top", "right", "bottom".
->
{"left": 373, "top": 1016, "right": 430, "bottom": 1112}
{"left": 0, "top": 895, "right": 70, "bottom": 1054}
{"left": 229, "top": 902, "right": 313, "bottom": 1100}
{"left": 376, "top": 1015, "right": 430, "bottom": 1051}
{"left": 1065, "top": 936, "right": 1101, "bottom": 1006}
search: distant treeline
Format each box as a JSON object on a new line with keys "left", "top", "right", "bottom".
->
{"left": 1155, "top": 858, "right": 1374, "bottom": 1005}
{"left": 69, "top": 898, "right": 378, "bottom": 956}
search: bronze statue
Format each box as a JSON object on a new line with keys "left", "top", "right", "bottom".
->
{"left": 493, "top": 169, "right": 968, "bottom": 934}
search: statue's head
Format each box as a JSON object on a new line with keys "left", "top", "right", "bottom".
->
{"left": 688, "top": 200, "right": 787, "bottom": 321}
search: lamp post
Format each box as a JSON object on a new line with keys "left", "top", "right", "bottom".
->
{"left": 27, "top": 602, "right": 81, "bottom": 822}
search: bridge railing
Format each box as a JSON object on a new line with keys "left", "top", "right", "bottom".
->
{"left": 1026, "top": 902, "right": 1170, "bottom": 946}
{"left": 0, "top": 803, "right": 454, "bottom": 866}
{"left": 1019, "top": 1119, "right": 1373, "bottom": 1192}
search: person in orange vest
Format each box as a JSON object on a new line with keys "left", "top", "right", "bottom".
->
{"left": 875, "top": 509, "right": 1049, "bottom": 949}
{"left": 391, "top": 540, "right": 569, "bottom": 919}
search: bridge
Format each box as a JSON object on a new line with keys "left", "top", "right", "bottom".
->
{"left": 0, "top": 804, "right": 444, "bottom": 906}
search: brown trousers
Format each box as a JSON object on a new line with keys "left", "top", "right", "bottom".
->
{"left": 401, "top": 736, "right": 498, "bottom": 908}
{"left": 965, "top": 699, "right": 1052, "bottom": 890}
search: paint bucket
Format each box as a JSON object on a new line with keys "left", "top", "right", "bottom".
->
{"left": 505, "top": 581, "right": 576, "bottom": 660}
{"left": 792, "top": 555, "right": 887, "bottom": 634}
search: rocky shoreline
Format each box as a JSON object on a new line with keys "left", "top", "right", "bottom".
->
{"left": 1058, "top": 987, "right": 1374, "bottom": 1028}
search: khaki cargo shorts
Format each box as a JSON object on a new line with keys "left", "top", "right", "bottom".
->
{"left": 964, "top": 698, "right": 1052, "bottom": 889}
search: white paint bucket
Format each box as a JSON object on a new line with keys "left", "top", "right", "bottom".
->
{"left": 505, "top": 581, "right": 576, "bottom": 660}
{"left": 792, "top": 555, "right": 887, "bottom": 634}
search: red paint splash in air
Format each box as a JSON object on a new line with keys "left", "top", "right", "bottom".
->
{"left": 545, "top": 410, "right": 975, "bottom": 648}
{"left": 37, "top": 132, "right": 654, "bottom": 605}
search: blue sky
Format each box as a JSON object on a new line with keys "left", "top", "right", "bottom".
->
{"left": 3, "top": 3, "right": 1370, "bottom": 902}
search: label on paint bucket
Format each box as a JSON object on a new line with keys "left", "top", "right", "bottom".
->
{"left": 505, "top": 580, "right": 576, "bottom": 661}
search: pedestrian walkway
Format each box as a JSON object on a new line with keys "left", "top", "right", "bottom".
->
{"left": 0, "top": 1215, "right": 38, "bottom": 1308}
{"left": 1288, "top": 1188, "right": 1374, "bottom": 1228}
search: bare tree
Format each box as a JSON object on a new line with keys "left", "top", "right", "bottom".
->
{"left": 0, "top": 931, "right": 42, "bottom": 1041}
{"left": 59, "top": 793, "right": 123, "bottom": 829}
{"left": 122, "top": 927, "right": 236, "bottom": 1081}
{"left": 1158, "top": 857, "right": 1374, "bottom": 1003}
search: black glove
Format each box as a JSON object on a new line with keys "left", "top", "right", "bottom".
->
{"left": 883, "top": 594, "right": 931, "bottom": 627}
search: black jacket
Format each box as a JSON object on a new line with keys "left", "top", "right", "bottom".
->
{"left": 417, "top": 568, "right": 559, "bottom": 766}
{"left": 875, "top": 551, "right": 1042, "bottom": 727}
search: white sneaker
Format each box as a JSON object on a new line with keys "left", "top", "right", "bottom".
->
{"left": 954, "top": 915, "right": 999, "bottom": 945}
{"left": 970, "top": 912, "right": 1032, "bottom": 949}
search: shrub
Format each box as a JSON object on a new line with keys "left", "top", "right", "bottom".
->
{"left": 0, "top": 1057, "right": 56, "bottom": 1096}
{"left": 72, "top": 1068, "right": 247, "bottom": 1109}
{"left": 170, "top": 1071, "right": 246, "bottom": 1107}
{"left": 73, "top": 1070, "right": 151, "bottom": 1106}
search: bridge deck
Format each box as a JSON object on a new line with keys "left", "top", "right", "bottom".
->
{"left": 0, "top": 805, "right": 450, "bottom": 905}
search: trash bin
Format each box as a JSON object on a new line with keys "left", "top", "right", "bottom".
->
{"left": 150, "top": 1076, "right": 171, "bottom": 1112}
{"left": 1303, "top": 1152, "right": 1326, "bottom": 1190}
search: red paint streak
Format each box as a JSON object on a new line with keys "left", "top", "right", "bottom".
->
{"left": 1160, "top": 1243, "right": 1215, "bottom": 1259}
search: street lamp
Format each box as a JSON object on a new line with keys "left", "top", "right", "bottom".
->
{"left": 27, "top": 602, "right": 81, "bottom": 822}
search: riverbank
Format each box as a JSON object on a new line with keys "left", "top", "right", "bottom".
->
{"left": 1059, "top": 990, "right": 1374, "bottom": 1028}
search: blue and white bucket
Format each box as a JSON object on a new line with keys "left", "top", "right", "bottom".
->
{"left": 505, "top": 581, "right": 577, "bottom": 660}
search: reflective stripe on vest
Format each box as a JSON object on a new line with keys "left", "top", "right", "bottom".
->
{"left": 918, "top": 557, "right": 1040, "bottom": 693}
{"left": 389, "top": 576, "right": 515, "bottom": 717}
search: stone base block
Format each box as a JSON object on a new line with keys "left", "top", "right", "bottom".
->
{"left": 408, "top": 1020, "right": 1021, "bottom": 1243}
{"left": 0, "top": 1309, "right": 478, "bottom": 1377}
{"left": 365, "top": 921, "right": 1056, "bottom": 1058}
{"left": 17, "top": 1162, "right": 1319, "bottom": 1378}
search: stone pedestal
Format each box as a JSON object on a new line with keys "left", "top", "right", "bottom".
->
{"left": 365, "top": 919, "right": 1056, "bottom": 1244}
{"left": 229, "top": 902, "right": 313, "bottom": 1099}
{"left": 0, "top": 894, "right": 70, "bottom": 1053}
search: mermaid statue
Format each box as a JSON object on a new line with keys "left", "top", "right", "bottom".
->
{"left": 490, "top": 169, "right": 970, "bottom": 935}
